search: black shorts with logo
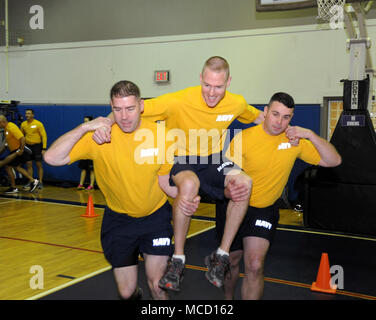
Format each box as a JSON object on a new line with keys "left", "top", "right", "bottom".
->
{"left": 216, "top": 199, "right": 279, "bottom": 252}
{"left": 101, "top": 201, "right": 173, "bottom": 268}
{"left": 169, "top": 153, "right": 240, "bottom": 201}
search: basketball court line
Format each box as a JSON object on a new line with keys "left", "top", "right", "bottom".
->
{"left": 277, "top": 226, "right": 376, "bottom": 242}
{"left": 0, "top": 197, "right": 214, "bottom": 300}
{"left": 0, "top": 199, "right": 17, "bottom": 205}
{"left": 2, "top": 195, "right": 375, "bottom": 299}
{"left": 5, "top": 226, "right": 375, "bottom": 300}
{"left": 185, "top": 264, "right": 376, "bottom": 300}
{"left": 26, "top": 259, "right": 376, "bottom": 301}
{"left": 10, "top": 222, "right": 375, "bottom": 301}
{"left": 26, "top": 265, "right": 112, "bottom": 300}
{"left": 0, "top": 193, "right": 105, "bottom": 209}
{"left": 23, "top": 222, "right": 214, "bottom": 300}
{"left": 2, "top": 193, "right": 375, "bottom": 243}
{"left": 0, "top": 235, "right": 104, "bottom": 254}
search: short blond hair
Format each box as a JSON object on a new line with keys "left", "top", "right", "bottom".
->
{"left": 202, "top": 56, "right": 230, "bottom": 80}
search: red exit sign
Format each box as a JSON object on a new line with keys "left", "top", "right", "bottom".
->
{"left": 154, "top": 70, "right": 170, "bottom": 83}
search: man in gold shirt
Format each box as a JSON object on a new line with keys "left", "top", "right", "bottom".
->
{"left": 0, "top": 115, "right": 40, "bottom": 193}
{"left": 93, "top": 56, "right": 264, "bottom": 291}
{"left": 217, "top": 92, "right": 342, "bottom": 299}
{"left": 44, "top": 80, "right": 199, "bottom": 300}
{"left": 21, "top": 109, "right": 47, "bottom": 189}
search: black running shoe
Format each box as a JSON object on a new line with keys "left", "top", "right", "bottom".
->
{"left": 158, "top": 257, "right": 185, "bottom": 292}
{"left": 29, "top": 179, "right": 40, "bottom": 193}
{"left": 204, "top": 251, "right": 230, "bottom": 288}
{"left": 4, "top": 187, "right": 19, "bottom": 194}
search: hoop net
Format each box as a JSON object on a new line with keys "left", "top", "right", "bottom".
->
{"left": 317, "top": 0, "right": 346, "bottom": 21}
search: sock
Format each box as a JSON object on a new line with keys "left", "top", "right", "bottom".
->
{"left": 172, "top": 254, "right": 186, "bottom": 264}
{"left": 216, "top": 248, "right": 229, "bottom": 256}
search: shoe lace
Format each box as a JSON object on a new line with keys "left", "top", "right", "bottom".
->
{"left": 211, "top": 254, "right": 230, "bottom": 276}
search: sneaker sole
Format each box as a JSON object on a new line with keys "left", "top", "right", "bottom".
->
{"left": 158, "top": 275, "right": 184, "bottom": 292}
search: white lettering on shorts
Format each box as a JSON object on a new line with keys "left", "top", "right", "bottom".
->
{"left": 255, "top": 219, "right": 272, "bottom": 230}
{"left": 152, "top": 238, "right": 171, "bottom": 247}
{"left": 216, "top": 161, "right": 233, "bottom": 172}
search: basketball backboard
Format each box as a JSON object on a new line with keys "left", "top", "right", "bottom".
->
{"left": 256, "top": 0, "right": 370, "bottom": 12}
{"left": 256, "top": 0, "right": 316, "bottom": 12}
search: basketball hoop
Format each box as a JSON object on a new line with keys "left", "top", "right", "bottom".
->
{"left": 317, "top": 0, "right": 346, "bottom": 21}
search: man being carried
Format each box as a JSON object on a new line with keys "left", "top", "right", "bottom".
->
{"left": 93, "top": 56, "right": 266, "bottom": 291}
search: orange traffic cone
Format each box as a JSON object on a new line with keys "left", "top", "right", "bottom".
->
{"left": 311, "top": 252, "right": 337, "bottom": 294}
{"left": 81, "top": 195, "right": 99, "bottom": 218}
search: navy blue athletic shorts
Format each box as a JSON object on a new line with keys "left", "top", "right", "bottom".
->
{"left": 169, "top": 153, "right": 240, "bottom": 201}
{"left": 7, "top": 149, "right": 31, "bottom": 167}
{"left": 26, "top": 143, "right": 43, "bottom": 161}
{"left": 215, "top": 199, "right": 279, "bottom": 252}
{"left": 101, "top": 201, "right": 173, "bottom": 268}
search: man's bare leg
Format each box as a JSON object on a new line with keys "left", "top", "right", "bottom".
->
{"left": 158, "top": 170, "right": 200, "bottom": 291}
{"left": 223, "top": 250, "right": 243, "bottom": 300}
{"left": 144, "top": 254, "right": 169, "bottom": 300}
{"left": 171, "top": 170, "right": 200, "bottom": 256}
{"left": 36, "top": 160, "right": 44, "bottom": 184}
{"left": 205, "top": 170, "right": 252, "bottom": 288}
{"left": 241, "top": 236, "right": 270, "bottom": 300}
{"left": 113, "top": 265, "right": 139, "bottom": 300}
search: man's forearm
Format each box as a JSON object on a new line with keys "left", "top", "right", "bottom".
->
{"left": 286, "top": 126, "right": 341, "bottom": 167}
{"left": 44, "top": 116, "right": 112, "bottom": 166}
{"left": 308, "top": 131, "right": 342, "bottom": 167}
{"left": 44, "top": 124, "right": 88, "bottom": 166}
{"left": 158, "top": 174, "right": 178, "bottom": 198}
{"left": 19, "top": 137, "right": 26, "bottom": 151}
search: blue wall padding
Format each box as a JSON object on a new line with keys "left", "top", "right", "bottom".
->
{"left": 13, "top": 103, "right": 320, "bottom": 201}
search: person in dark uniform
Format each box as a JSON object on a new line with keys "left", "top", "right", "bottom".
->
{"left": 77, "top": 116, "right": 96, "bottom": 190}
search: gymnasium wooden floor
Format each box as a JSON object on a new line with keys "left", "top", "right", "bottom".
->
{"left": 1, "top": 184, "right": 375, "bottom": 301}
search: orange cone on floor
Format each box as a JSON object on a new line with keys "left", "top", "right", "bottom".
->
{"left": 81, "top": 195, "right": 99, "bottom": 218}
{"left": 311, "top": 252, "right": 337, "bottom": 294}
